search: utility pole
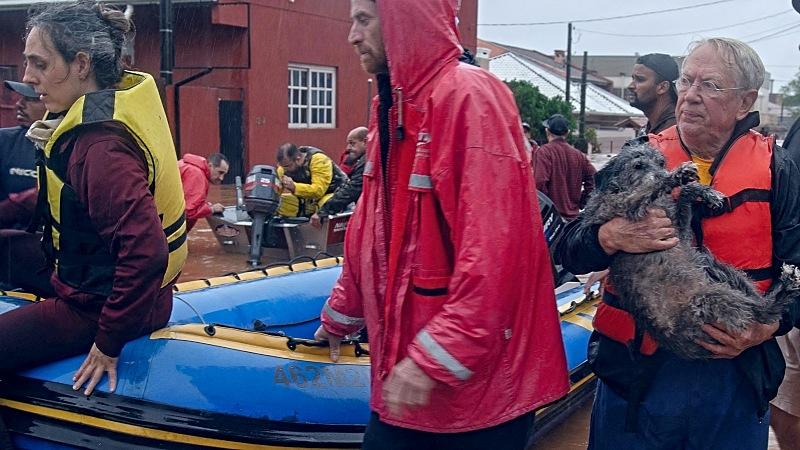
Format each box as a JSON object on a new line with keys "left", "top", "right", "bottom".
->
{"left": 159, "top": 0, "right": 174, "bottom": 85}
{"left": 565, "top": 22, "right": 572, "bottom": 106}
{"left": 579, "top": 51, "right": 588, "bottom": 140}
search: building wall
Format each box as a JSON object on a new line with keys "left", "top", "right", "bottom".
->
{"left": 0, "top": 10, "right": 29, "bottom": 128}
{"left": 0, "top": 0, "right": 479, "bottom": 177}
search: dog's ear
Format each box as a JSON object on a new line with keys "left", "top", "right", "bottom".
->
{"left": 594, "top": 158, "right": 621, "bottom": 193}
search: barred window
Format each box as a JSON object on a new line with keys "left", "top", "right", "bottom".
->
{"left": 288, "top": 65, "right": 336, "bottom": 128}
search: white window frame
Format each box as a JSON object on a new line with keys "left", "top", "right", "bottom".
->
{"left": 288, "top": 64, "right": 336, "bottom": 129}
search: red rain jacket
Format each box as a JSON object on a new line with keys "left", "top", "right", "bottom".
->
{"left": 321, "top": 0, "right": 568, "bottom": 433}
{"left": 178, "top": 153, "right": 211, "bottom": 231}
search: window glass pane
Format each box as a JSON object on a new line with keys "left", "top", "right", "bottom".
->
{"left": 300, "top": 108, "right": 307, "bottom": 124}
{"left": 301, "top": 90, "right": 308, "bottom": 106}
{"left": 326, "top": 73, "right": 333, "bottom": 88}
{"left": 326, "top": 91, "right": 332, "bottom": 106}
{"left": 301, "top": 70, "right": 308, "bottom": 87}
{"left": 313, "top": 109, "right": 320, "bottom": 124}
{"left": 311, "top": 90, "right": 318, "bottom": 106}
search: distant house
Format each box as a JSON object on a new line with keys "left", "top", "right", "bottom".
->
{"left": 0, "top": 0, "right": 478, "bottom": 182}
{"left": 478, "top": 39, "right": 613, "bottom": 91}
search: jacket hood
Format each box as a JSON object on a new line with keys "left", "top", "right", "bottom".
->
{"left": 377, "top": 0, "right": 463, "bottom": 97}
{"left": 181, "top": 153, "right": 210, "bottom": 179}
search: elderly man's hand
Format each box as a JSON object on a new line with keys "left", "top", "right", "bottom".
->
{"left": 598, "top": 209, "right": 678, "bottom": 255}
{"left": 382, "top": 357, "right": 436, "bottom": 417}
{"left": 697, "top": 321, "right": 779, "bottom": 358}
{"left": 281, "top": 176, "right": 296, "bottom": 194}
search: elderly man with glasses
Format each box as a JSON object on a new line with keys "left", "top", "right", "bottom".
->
{"left": 554, "top": 37, "right": 800, "bottom": 449}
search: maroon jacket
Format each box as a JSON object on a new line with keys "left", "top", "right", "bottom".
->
{"left": 51, "top": 123, "right": 173, "bottom": 357}
{"left": 533, "top": 138, "right": 596, "bottom": 220}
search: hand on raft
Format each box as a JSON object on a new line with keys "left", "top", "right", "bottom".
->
{"left": 73, "top": 343, "right": 118, "bottom": 396}
{"left": 314, "top": 325, "right": 343, "bottom": 362}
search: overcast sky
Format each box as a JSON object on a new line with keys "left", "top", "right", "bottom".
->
{"left": 477, "top": 0, "right": 800, "bottom": 91}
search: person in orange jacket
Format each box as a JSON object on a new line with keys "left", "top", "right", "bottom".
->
{"left": 315, "top": 1, "right": 569, "bottom": 448}
{"left": 178, "top": 153, "right": 228, "bottom": 231}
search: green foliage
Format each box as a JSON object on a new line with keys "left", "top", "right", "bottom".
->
{"left": 505, "top": 79, "right": 575, "bottom": 144}
{"left": 781, "top": 70, "right": 800, "bottom": 118}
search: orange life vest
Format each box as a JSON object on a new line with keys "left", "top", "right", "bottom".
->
{"left": 594, "top": 125, "right": 774, "bottom": 354}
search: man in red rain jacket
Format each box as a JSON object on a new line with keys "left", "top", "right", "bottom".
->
{"left": 315, "top": 1, "right": 569, "bottom": 448}
{"left": 178, "top": 153, "right": 228, "bottom": 231}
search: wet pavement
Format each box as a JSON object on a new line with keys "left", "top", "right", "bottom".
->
{"left": 183, "top": 185, "right": 783, "bottom": 450}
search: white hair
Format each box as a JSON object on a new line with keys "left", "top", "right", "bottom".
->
{"left": 685, "top": 37, "right": 765, "bottom": 91}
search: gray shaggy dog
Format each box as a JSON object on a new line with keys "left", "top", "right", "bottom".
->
{"left": 583, "top": 143, "right": 800, "bottom": 359}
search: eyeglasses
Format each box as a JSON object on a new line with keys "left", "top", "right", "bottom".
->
{"left": 676, "top": 76, "right": 745, "bottom": 97}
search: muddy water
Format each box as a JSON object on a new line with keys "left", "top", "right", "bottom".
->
{"left": 178, "top": 184, "right": 253, "bottom": 282}
{"left": 184, "top": 185, "right": 782, "bottom": 450}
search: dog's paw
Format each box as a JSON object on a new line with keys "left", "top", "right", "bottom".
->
{"left": 674, "top": 162, "right": 700, "bottom": 184}
{"left": 781, "top": 263, "right": 800, "bottom": 288}
{"left": 702, "top": 189, "right": 726, "bottom": 209}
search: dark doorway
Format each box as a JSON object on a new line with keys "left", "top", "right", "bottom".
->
{"left": 219, "top": 100, "right": 244, "bottom": 184}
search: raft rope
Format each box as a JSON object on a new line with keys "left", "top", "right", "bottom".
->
{"left": 173, "top": 296, "right": 216, "bottom": 336}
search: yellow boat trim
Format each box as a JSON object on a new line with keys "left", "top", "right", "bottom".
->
{"left": 172, "top": 257, "right": 343, "bottom": 293}
{"left": 0, "top": 291, "right": 41, "bottom": 302}
{"left": 557, "top": 291, "right": 599, "bottom": 315}
{"left": 562, "top": 314, "right": 594, "bottom": 332}
{"left": 150, "top": 324, "right": 370, "bottom": 365}
{"left": 153, "top": 298, "right": 598, "bottom": 363}
{"left": 0, "top": 399, "right": 345, "bottom": 450}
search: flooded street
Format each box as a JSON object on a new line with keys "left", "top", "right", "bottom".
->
{"left": 183, "top": 185, "right": 782, "bottom": 450}
{"left": 178, "top": 184, "right": 253, "bottom": 282}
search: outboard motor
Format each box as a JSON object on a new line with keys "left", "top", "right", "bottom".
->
{"left": 244, "top": 165, "right": 282, "bottom": 267}
{"left": 235, "top": 175, "right": 246, "bottom": 212}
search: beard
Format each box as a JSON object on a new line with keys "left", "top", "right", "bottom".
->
{"left": 345, "top": 152, "right": 362, "bottom": 165}
{"left": 629, "top": 93, "right": 654, "bottom": 110}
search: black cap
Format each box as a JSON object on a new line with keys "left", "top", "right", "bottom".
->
{"left": 542, "top": 114, "right": 569, "bottom": 136}
{"left": 522, "top": 122, "right": 531, "bottom": 130}
{"left": 794, "top": 0, "right": 800, "bottom": 13}
{"left": 3, "top": 80, "right": 38, "bottom": 99}
{"left": 636, "top": 53, "right": 679, "bottom": 82}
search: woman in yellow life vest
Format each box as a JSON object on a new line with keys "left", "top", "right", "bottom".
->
{"left": 0, "top": 0, "right": 187, "bottom": 400}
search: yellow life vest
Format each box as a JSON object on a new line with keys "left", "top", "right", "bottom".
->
{"left": 41, "top": 71, "right": 186, "bottom": 293}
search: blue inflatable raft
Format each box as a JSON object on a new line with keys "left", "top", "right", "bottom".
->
{"left": 0, "top": 258, "right": 597, "bottom": 449}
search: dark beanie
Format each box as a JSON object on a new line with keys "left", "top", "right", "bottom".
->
{"left": 636, "top": 53, "right": 679, "bottom": 82}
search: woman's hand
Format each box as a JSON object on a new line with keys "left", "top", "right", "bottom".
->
{"left": 73, "top": 343, "right": 118, "bottom": 396}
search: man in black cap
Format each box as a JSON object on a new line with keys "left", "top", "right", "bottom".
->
{"left": 0, "top": 80, "right": 45, "bottom": 228}
{"left": 628, "top": 53, "right": 679, "bottom": 135}
{"left": 0, "top": 80, "right": 52, "bottom": 297}
{"left": 532, "top": 113, "right": 595, "bottom": 220}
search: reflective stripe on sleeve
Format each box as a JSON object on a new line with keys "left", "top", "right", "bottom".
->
{"left": 323, "top": 300, "right": 365, "bottom": 327}
{"left": 408, "top": 174, "right": 433, "bottom": 189}
{"left": 416, "top": 330, "right": 473, "bottom": 381}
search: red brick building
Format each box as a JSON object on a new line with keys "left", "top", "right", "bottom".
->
{"left": 0, "top": 0, "right": 477, "bottom": 181}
